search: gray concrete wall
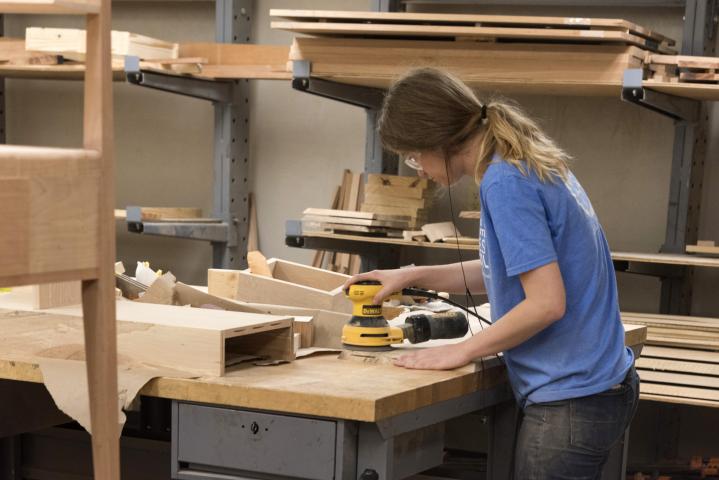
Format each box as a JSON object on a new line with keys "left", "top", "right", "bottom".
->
{"left": 5, "top": 1, "right": 717, "bottom": 316}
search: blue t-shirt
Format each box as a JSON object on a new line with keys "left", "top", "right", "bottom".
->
{"left": 479, "top": 159, "right": 633, "bottom": 408}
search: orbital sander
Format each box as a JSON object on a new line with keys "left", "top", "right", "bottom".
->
{"left": 342, "top": 280, "right": 471, "bottom": 351}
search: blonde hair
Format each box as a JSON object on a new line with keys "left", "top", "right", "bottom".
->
{"left": 379, "top": 67, "right": 570, "bottom": 183}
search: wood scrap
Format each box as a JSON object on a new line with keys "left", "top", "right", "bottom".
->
{"left": 686, "top": 240, "right": 719, "bottom": 256}
{"left": 459, "top": 210, "right": 481, "bottom": 219}
{"left": 248, "top": 193, "right": 258, "bottom": 252}
{"left": 247, "top": 250, "right": 272, "bottom": 277}
{"left": 208, "top": 258, "right": 351, "bottom": 313}
{"left": 422, "top": 222, "right": 461, "bottom": 243}
{"left": 26, "top": 27, "right": 179, "bottom": 61}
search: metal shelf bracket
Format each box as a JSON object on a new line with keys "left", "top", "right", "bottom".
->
{"left": 291, "top": 60, "right": 385, "bottom": 110}
{"left": 621, "top": 69, "right": 700, "bottom": 122}
{"left": 124, "top": 56, "right": 233, "bottom": 104}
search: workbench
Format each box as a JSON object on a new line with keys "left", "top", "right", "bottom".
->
{"left": 0, "top": 316, "right": 646, "bottom": 480}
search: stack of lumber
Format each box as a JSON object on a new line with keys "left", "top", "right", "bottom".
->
{"left": 687, "top": 240, "right": 719, "bottom": 256}
{"left": 361, "top": 174, "right": 432, "bottom": 228}
{"left": 647, "top": 54, "right": 719, "bottom": 83}
{"left": 621, "top": 312, "right": 719, "bottom": 408}
{"left": 272, "top": 10, "right": 674, "bottom": 94}
{"left": 302, "top": 208, "right": 411, "bottom": 237}
{"left": 26, "top": 27, "right": 179, "bottom": 61}
{"left": 310, "top": 170, "right": 366, "bottom": 274}
{"left": 271, "top": 10, "right": 674, "bottom": 52}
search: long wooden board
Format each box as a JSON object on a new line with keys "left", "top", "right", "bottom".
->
{"left": 275, "top": 20, "right": 668, "bottom": 53}
{"left": 612, "top": 251, "right": 719, "bottom": 268}
{"left": 270, "top": 9, "right": 673, "bottom": 44}
{"left": 289, "top": 37, "right": 643, "bottom": 94}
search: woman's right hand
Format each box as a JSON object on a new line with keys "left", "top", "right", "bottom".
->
{"left": 342, "top": 268, "right": 418, "bottom": 305}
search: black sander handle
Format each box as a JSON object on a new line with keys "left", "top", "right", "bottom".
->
{"left": 402, "top": 311, "right": 469, "bottom": 344}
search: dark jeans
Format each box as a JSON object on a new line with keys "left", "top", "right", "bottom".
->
{"left": 514, "top": 366, "right": 640, "bottom": 480}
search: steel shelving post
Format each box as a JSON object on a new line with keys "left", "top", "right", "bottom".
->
{"left": 213, "top": 0, "right": 252, "bottom": 269}
{"left": 659, "top": 0, "right": 717, "bottom": 313}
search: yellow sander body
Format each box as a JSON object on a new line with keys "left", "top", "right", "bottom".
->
{"left": 342, "top": 280, "right": 469, "bottom": 351}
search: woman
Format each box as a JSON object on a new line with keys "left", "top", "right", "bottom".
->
{"left": 344, "top": 68, "right": 639, "bottom": 479}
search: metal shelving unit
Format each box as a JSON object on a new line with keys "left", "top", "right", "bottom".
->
{"left": 123, "top": 0, "right": 252, "bottom": 270}
{"left": 286, "top": 0, "right": 718, "bottom": 315}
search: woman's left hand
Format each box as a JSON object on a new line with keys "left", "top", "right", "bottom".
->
{"left": 393, "top": 343, "right": 473, "bottom": 370}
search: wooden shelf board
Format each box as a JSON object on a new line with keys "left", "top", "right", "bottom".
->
{"left": 0, "top": 63, "right": 125, "bottom": 81}
{"left": 297, "top": 233, "right": 719, "bottom": 268}
{"left": 0, "top": 0, "right": 99, "bottom": 14}
{"left": 0, "top": 144, "right": 99, "bottom": 162}
{"left": 612, "top": 251, "right": 719, "bottom": 268}
{"left": 269, "top": 9, "right": 673, "bottom": 44}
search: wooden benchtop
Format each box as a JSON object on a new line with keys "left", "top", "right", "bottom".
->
{"left": 0, "top": 310, "right": 646, "bottom": 422}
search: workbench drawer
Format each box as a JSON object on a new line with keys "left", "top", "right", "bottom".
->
{"left": 175, "top": 402, "right": 338, "bottom": 480}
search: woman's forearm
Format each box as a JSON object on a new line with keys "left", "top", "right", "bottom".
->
{"left": 409, "top": 259, "right": 486, "bottom": 295}
{"left": 459, "top": 297, "right": 561, "bottom": 359}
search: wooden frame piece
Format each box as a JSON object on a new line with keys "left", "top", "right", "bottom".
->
{"left": 208, "top": 258, "right": 351, "bottom": 313}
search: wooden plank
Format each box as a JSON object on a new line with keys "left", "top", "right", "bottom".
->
{"left": 0, "top": 147, "right": 101, "bottom": 287}
{"left": 26, "top": 27, "right": 179, "bottom": 61}
{"left": 208, "top": 258, "right": 351, "bottom": 313}
{"left": 622, "top": 311, "right": 719, "bottom": 325}
{"left": 303, "top": 231, "right": 479, "bottom": 252}
{"left": 289, "top": 37, "right": 655, "bottom": 96}
{"left": 648, "top": 54, "right": 719, "bottom": 68}
{"left": 365, "top": 183, "right": 429, "bottom": 199}
{"left": 611, "top": 251, "right": 719, "bottom": 268}
{"left": 360, "top": 204, "right": 428, "bottom": 219}
{"left": 644, "top": 80, "right": 719, "bottom": 101}
{"left": 270, "top": 9, "right": 673, "bottom": 44}
{"left": 0, "top": 38, "right": 60, "bottom": 65}
{"left": 640, "top": 393, "right": 719, "bottom": 408}
{"left": 422, "top": 222, "right": 460, "bottom": 243}
{"left": 459, "top": 211, "right": 481, "bottom": 219}
{"left": 636, "top": 357, "right": 719, "bottom": 376}
{"left": 303, "top": 208, "right": 410, "bottom": 222}
{"left": 640, "top": 382, "right": 719, "bottom": 402}
{"left": 642, "top": 345, "right": 719, "bottom": 364}
{"left": 273, "top": 21, "right": 663, "bottom": 52}
{"left": 364, "top": 192, "right": 427, "bottom": 209}
{"left": 0, "top": 0, "right": 99, "bottom": 14}
{"left": 638, "top": 370, "right": 719, "bottom": 389}
{"left": 367, "top": 173, "right": 428, "bottom": 189}
{"left": 687, "top": 243, "right": 719, "bottom": 255}
{"left": 680, "top": 71, "right": 719, "bottom": 82}
{"left": 176, "top": 43, "right": 291, "bottom": 80}
{"left": 302, "top": 214, "right": 409, "bottom": 229}
{"left": 132, "top": 207, "right": 203, "bottom": 221}
{"left": 248, "top": 193, "right": 258, "bottom": 252}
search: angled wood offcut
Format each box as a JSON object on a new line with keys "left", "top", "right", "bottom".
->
{"left": 209, "top": 258, "right": 352, "bottom": 314}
